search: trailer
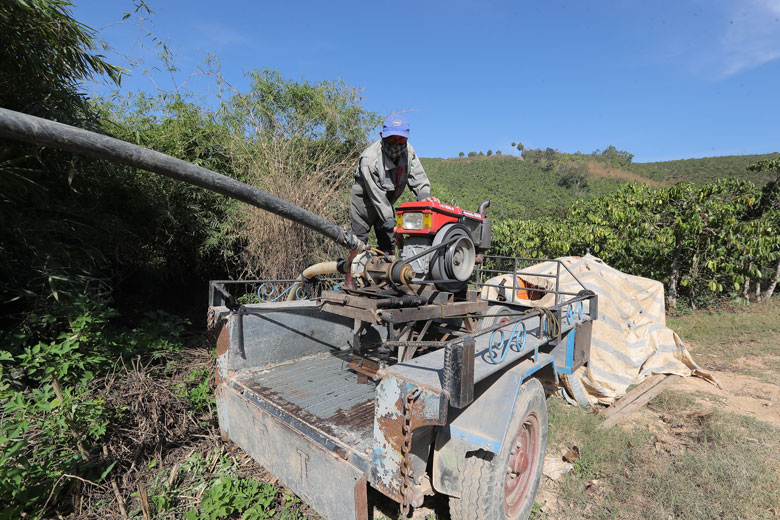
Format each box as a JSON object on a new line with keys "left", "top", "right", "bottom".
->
{"left": 0, "top": 108, "right": 598, "bottom": 520}
{"left": 209, "top": 256, "right": 597, "bottom": 520}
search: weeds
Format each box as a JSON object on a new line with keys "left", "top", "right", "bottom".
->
{"left": 545, "top": 394, "right": 780, "bottom": 519}
{"left": 540, "top": 299, "right": 780, "bottom": 519}
{"left": 0, "top": 300, "right": 196, "bottom": 518}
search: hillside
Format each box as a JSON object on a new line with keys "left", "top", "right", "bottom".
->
{"left": 421, "top": 152, "right": 780, "bottom": 219}
{"left": 421, "top": 156, "right": 624, "bottom": 219}
{"left": 628, "top": 153, "right": 779, "bottom": 184}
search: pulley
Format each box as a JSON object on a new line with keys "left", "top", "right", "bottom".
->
{"left": 430, "top": 224, "right": 476, "bottom": 292}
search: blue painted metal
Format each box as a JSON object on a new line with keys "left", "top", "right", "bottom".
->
{"left": 257, "top": 281, "right": 298, "bottom": 302}
{"left": 553, "top": 328, "right": 577, "bottom": 375}
{"left": 371, "top": 374, "right": 447, "bottom": 504}
{"left": 564, "top": 300, "right": 585, "bottom": 325}
{"left": 487, "top": 320, "right": 527, "bottom": 364}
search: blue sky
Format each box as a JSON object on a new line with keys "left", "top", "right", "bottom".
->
{"left": 74, "top": 0, "right": 780, "bottom": 162}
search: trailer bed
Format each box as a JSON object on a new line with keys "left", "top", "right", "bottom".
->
{"left": 230, "top": 353, "right": 376, "bottom": 458}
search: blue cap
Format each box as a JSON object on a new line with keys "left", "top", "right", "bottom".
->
{"left": 382, "top": 114, "right": 410, "bottom": 138}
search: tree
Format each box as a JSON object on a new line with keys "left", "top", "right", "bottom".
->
{"left": 511, "top": 142, "right": 517, "bottom": 147}
{"left": 0, "top": 0, "right": 124, "bottom": 322}
{"left": 468, "top": 151, "right": 477, "bottom": 157}
{"left": 0, "top": 0, "right": 122, "bottom": 117}
{"left": 597, "top": 145, "right": 634, "bottom": 167}
{"left": 0, "top": 2, "right": 127, "bottom": 516}
{"left": 516, "top": 142, "right": 525, "bottom": 152}
{"left": 541, "top": 147, "right": 558, "bottom": 172}
{"left": 487, "top": 149, "right": 493, "bottom": 156}
{"left": 558, "top": 164, "right": 589, "bottom": 195}
{"left": 479, "top": 151, "right": 485, "bottom": 156}
{"left": 459, "top": 151, "right": 465, "bottom": 157}
{"left": 748, "top": 157, "right": 780, "bottom": 301}
{"left": 496, "top": 150, "right": 502, "bottom": 156}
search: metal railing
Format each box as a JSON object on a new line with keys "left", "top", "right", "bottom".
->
{"left": 208, "top": 257, "right": 598, "bottom": 410}
{"left": 473, "top": 256, "right": 589, "bottom": 307}
{"left": 208, "top": 276, "right": 345, "bottom": 308}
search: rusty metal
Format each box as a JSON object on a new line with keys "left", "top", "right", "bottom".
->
{"left": 318, "top": 290, "right": 488, "bottom": 352}
{"left": 504, "top": 412, "right": 541, "bottom": 517}
{"left": 220, "top": 385, "right": 369, "bottom": 520}
{"left": 209, "top": 256, "right": 599, "bottom": 518}
{"left": 382, "top": 340, "right": 448, "bottom": 349}
{"left": 214, "top": 324, "right": 230, "bottom": 385}
{"left": 398, "top": 387, "right": 422, "bottom": 519}
{"left": 347, "top": 356, "right": 381, "bottom": 383}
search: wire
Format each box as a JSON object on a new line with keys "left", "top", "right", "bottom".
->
{"left": 534, "top": 306, "right": 560, "bottom": 338}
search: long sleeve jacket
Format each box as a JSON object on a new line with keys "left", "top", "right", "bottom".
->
{"left": 353, "top": 140, "right": 431, "bottom": 223}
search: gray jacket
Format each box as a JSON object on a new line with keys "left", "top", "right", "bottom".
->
{"left": 353, "top": 140, "right": 431, "bottom": 223}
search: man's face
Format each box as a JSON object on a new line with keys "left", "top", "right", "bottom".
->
{"left": 380, "top": 133, "right": 408, "bottom": 145}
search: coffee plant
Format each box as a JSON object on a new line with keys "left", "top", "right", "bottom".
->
{"left": 493, "top": 177, "right": 780, "bottom": 308}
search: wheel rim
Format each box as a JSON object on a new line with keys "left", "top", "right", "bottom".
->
{"left": 504, "top": 413, "right": 541, "bottom": 517}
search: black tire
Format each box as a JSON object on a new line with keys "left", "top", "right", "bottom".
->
{"left": 449, "top": 378, "right": 548, "bottom": 520}
{"left": 479, "top": 304, "right": 515, "bottom": 330}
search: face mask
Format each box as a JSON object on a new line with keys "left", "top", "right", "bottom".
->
{"left": 383, "top": 141, "right": 406, "bottom": 160}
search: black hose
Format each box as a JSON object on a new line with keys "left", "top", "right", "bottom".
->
{"left": 0, "top": 107, "right": 365, "bottom": 251}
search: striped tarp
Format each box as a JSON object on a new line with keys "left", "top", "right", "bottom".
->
{"left": 480, "top": 255, "right": 718, "bottom": 406}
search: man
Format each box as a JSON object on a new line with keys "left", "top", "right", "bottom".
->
{"left": 350, "top": 114, "right": 438, "bottom": 253}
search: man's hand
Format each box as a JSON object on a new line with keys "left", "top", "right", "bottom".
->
{"left": 423, "top": 196, "right": 440, "bottom": 203}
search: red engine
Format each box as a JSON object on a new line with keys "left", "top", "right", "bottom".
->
{"left": 394, "top": 200, "right": 492, "bottom": 292}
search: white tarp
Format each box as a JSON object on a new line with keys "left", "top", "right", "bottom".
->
{"left": 480, "top": 254, "right": 717, "bottom": 406}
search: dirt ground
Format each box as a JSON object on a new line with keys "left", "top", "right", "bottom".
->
{"left": 533, "top": 300, "right": 780, "bottom": 520}
{"left": 671, "top": 361, "right": 780, "bottom": 427}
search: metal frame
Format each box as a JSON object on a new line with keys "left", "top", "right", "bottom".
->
{"left": 209, "top": 277, "right": 345, "bottom": 307}
{"left": 209, "top": 256, "right": 599, "bottom": 518}
{"left": 474, "top": 255, "right": 591, "bottom": 306}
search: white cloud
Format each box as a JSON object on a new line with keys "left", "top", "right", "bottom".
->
{"left": 720, "top": 0, "right": 780, "bottom": 76}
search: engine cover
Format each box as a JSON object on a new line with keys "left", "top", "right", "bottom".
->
{"left": 396, "top": 200, "right": 491, "bottom": 250}
{"left": 396, "top": 200, "right": 492, "bottom": 292}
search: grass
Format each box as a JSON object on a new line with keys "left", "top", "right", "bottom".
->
{"left": 535, "top": 298, "right": 780, "bottom": 519}
{"left": 540, "top": 394, "right": 780, "bottom": 519}
{"left": 75, "top": 298, "right": 778, "bottom": 520}
{"left": 667, "top": 297, "right": 780, "bottom": 364}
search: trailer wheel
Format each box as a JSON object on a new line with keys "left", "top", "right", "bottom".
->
{"left": 449, "top": 378, "right": 547, "bottom": 520}
{"left": 480, "top": 304, "right": 514, "bottom": 330}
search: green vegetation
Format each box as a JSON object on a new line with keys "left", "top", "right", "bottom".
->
{"left": 423, "top": 147, "right": 779, "bottom": 221}
{"left": 0, "top": 302, "right": 188, "bottom": 518}
{"left": 491, "top": 177, "right": 780, "bottom": 308}
{"left": 423, "top": 155, "right": 624, "bottom": 219}
{"left": 667, "top": 298, "right": 780, "bottom": 365}
{"left": 630, "top": 153, "right": 779, "bottom": 184}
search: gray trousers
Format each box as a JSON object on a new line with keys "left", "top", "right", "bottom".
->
{"left": 350, "top": 181, "right": 395, "bottom": 253}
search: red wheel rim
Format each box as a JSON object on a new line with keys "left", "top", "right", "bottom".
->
{"left": 504, "top": 413, "right": 541, "bottom": 517}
